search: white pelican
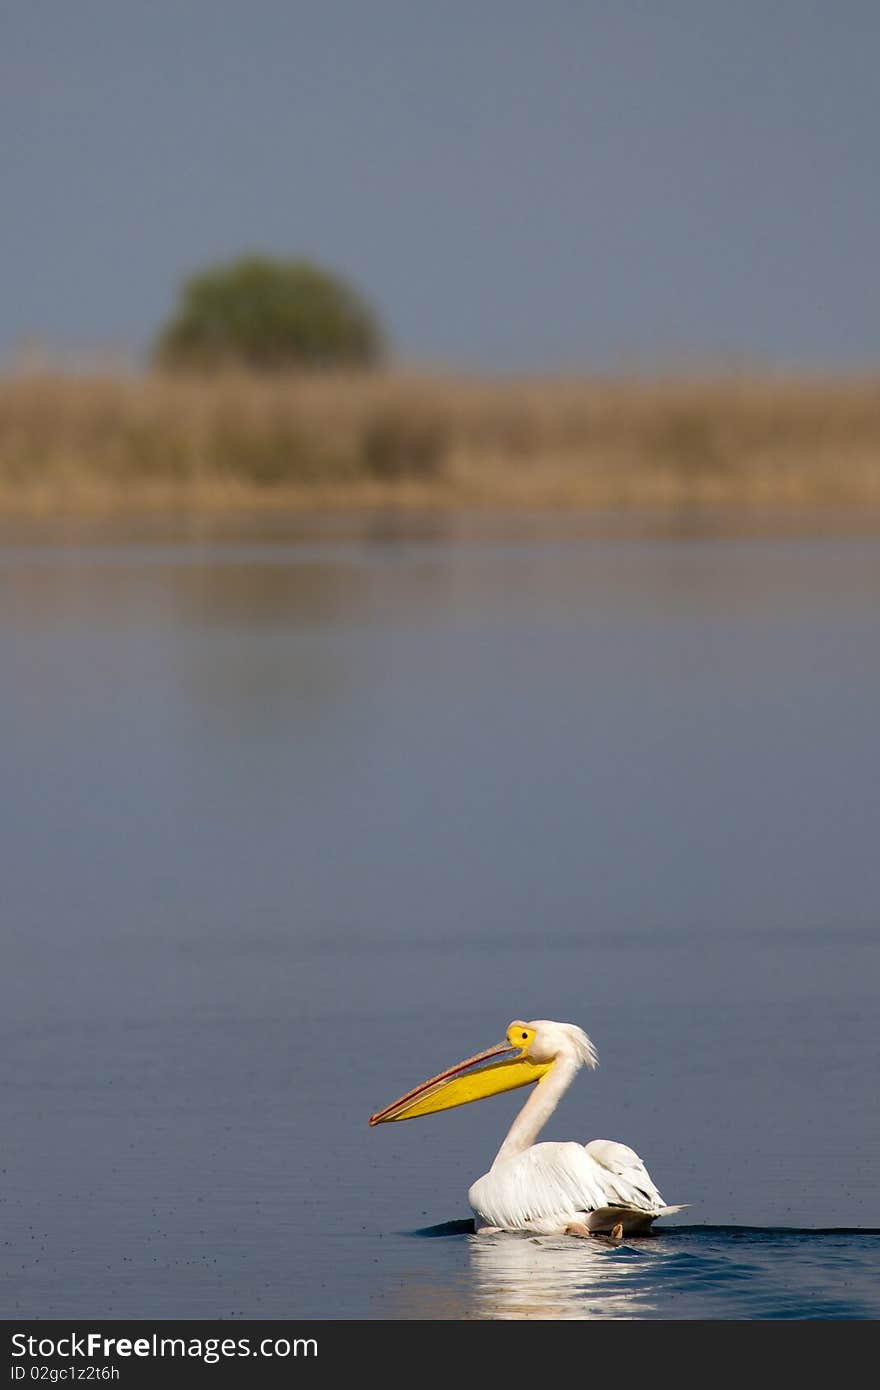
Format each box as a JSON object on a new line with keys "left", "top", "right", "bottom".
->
{"left": 370, "top": 1018, "right": 685, "bottom": 1236}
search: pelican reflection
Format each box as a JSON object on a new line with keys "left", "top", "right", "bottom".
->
{"left": 467, "top": 1231, "right": 656, "bottom": 1319}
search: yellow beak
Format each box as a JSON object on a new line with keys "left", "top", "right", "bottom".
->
{"left": 369, "top": 1037, "right": 552, "bottom": 1125}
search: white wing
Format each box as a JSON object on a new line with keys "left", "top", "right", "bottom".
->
{"left": 469, "top": 1139, "right": 671, "bottom": 1233}
{"left": 470, "top": 1143, "right": 607, "bottom": 1229}
{"left": 583, "top": 1139, "right": 667, "bottom": 1210}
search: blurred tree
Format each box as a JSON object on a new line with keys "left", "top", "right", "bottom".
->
{"left": 155, "top": 255, "right": 385, "bottom": 370}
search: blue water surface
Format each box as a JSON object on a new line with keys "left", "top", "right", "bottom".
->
{"left": 2, "top": 516, "right": 878, "bottom": 1319}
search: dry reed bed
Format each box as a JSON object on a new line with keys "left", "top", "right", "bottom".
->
{"left": 2, "top": 369, "right": 880, "bottom": 512}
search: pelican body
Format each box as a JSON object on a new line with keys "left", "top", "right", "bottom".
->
{"left": 370, "top": 1018, "right": 685, "bottom": 1236}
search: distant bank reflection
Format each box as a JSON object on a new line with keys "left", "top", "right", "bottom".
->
{"left": 466, "top": 1232, "right": 654, "bottom": 1319}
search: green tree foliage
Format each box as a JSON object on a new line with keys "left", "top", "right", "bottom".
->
{"left": 155, "top": 255, "right": 385, "bottom": 370}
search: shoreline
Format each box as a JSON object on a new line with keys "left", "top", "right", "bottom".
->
{"left": 4, "top": 502, "right": 880, "bottom": 549}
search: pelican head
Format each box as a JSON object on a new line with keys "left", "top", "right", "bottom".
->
{"left": 369, "top": 1018, "right": 598, "bottom": 1125}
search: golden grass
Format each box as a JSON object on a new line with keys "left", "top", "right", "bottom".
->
{"left": 2, "top": 367, "right": 880, "bottom": 516}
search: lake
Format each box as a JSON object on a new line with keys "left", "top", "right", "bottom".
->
{"left": 2, "top": 513, "right": 878, "bottom": 1319}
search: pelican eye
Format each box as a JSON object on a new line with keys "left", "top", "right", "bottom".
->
{"left": 507, "top": 1021, "right": 535, "bottom": 1050}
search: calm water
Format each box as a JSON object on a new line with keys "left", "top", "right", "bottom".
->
{"left": 2, "top": 516, "right": 878, "bottom": 1319}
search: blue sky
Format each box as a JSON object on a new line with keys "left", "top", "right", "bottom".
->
{"left": 3, "top": 1, "right": 879, "bottom": 369}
